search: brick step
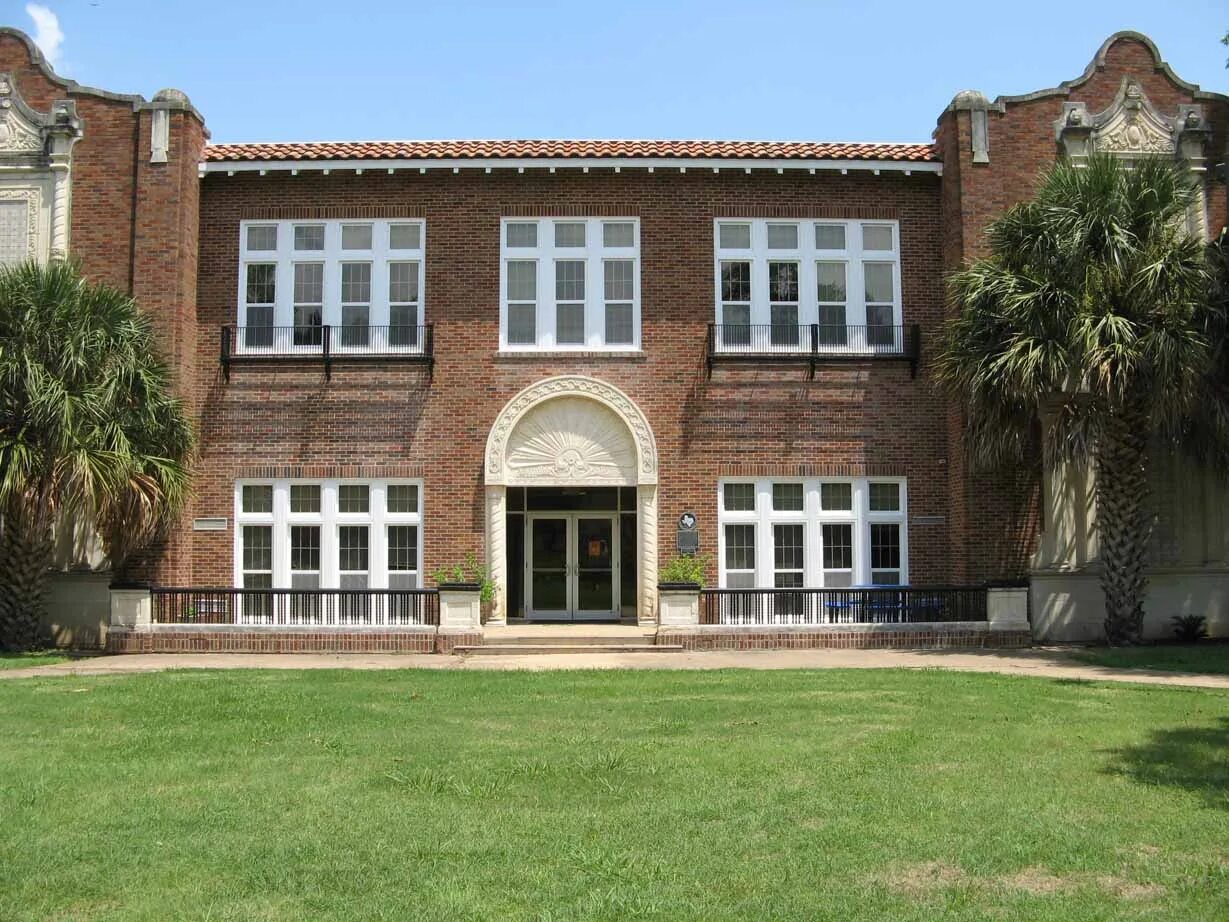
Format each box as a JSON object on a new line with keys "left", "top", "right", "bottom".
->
{"left": 453, "top": 643, "right": 683, "bottom": 656}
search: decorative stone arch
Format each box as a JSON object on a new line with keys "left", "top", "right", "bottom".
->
{"left": 484, "top": 376, "right": 659, "bottom": 624}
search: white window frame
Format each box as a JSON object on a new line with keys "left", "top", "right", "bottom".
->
{"left": 236, "top": 219, "right": 426, "bottom": 353}
{"left": 500, "top": 217, "right": 641, "bottom": 351}
{"left": 716, "top": 477, "right": 908, "bottom": 588}
{"left": 234, "top": 479, "right": 424, "bottom": 590}
{"left": 712, "top": 219, "right": 902, "bottom": 352}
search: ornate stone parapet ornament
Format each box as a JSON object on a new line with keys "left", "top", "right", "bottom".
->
{"left": 0, "top": 72, "right": 82, "bottom": 263}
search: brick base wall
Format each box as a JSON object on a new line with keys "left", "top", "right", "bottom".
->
{"left": 657, "top": 626, "right": 1031, "bottom": 650}
{"left": 106, "top": 628, "right": 441, "bottom": 654}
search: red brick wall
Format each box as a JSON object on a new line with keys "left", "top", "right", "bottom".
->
{"left": 185, "top": 168, "right": 974, "bottom": 588}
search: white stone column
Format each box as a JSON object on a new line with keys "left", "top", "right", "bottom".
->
{"left": 658, "top": 584, "right": 699, "bottom": 626}
{"left": 485, "top": 485, "right": 507, "bottom": 624}
{"left": 638, "top": 484, "right": 658, "bottom": 624}
{"left": 438, "top": 584, "right": 483, "bottom": 632}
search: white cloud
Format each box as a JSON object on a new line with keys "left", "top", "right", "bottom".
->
{"left": 25, "top": 4, "right": 64, "bottom": 67}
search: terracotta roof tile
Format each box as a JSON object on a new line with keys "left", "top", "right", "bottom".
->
{"left": 203, "top": 139, "right": 938, "bottom": 164}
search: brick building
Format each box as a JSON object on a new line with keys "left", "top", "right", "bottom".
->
{"left": 1, "top": 27, "right": 1225, "bottom": 648}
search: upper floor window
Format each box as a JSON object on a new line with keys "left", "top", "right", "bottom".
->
{"left": 500, "top": 218, "right": 640, "bottom": 351}
{"left": 238, "top": 219, "right": 425, "bottom": 351}
{"left": 713, "top": 219, "right": 902, "bottom": 352}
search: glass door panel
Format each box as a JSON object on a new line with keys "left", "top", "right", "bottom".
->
{"left": 575, "top": 516, "right": 616, "bottom": 618}
{"left": 528, "top": 516, "right": 569, "bottom": 619}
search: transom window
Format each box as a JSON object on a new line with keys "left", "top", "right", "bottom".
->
{"left": 235, "top": 479, "right": 423, "bottom": 590}
{"left": 718, "top": 477, "right": 907, "bottom": 588}
{"left": 238, "top": 219, "right": 425, "bottom": 351}
{"left": 500, "top": 218, "right": 640, "bottom": 350}
{"left": 714, "top": 220, "right": 902, "bottom": 351}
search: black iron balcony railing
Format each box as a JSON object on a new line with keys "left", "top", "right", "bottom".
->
{"left": 151, "top": 587, "right": 440, "bottom": 627}
{"left": 706, "top": 323, "right": 920, "bottom": 378}
{"left": 220, "top": 324, "right": 434, "bottom": 380}
{"left": 699, "top": 585, "right": 987, "bottom": 626}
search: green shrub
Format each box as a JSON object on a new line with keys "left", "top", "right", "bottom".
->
{"left": 432, "top": 552, "right": 495, "bottom": 603}
{"left": 659, "top": 554, "right": 710, "bottom": 585}
{"left": 1171, "top": 614, "right": 1208, "bottom": 643}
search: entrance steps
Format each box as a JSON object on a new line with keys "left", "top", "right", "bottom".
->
{"left": 452, "top": 623, "right": 682, "bottom": 655}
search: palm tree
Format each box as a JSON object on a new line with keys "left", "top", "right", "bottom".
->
{"left": 935, "top": 155, "right": 1229, "bottom": 645}
{"left": 0, "top": 261, "right": 194, "bottom": 651}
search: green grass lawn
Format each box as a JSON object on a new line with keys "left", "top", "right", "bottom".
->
{"left": 1, "top": 669, "right": 1226, "bottom": 921}
{"left": 0, "top": 650, "right": 69, "bottom": 670}
{"left": 1073, "top": 642, "right": 1229, "bottom": 676}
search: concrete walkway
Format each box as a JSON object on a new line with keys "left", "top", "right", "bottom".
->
{"left": 3, "top": 647, "right": 1228, "bottom": 688}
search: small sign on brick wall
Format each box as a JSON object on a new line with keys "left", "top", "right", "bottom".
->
{"left": 193, "top": 517, "right": 228, "bottom": 531}
{"left": 676, "top": 511, "right": 698, "bottom": 554}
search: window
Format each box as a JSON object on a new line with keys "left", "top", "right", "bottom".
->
{"left": 0, "top": 200, "right": 31, "bottom": 266}
{"left": 717, "top": 478, "right": 907, "bottom": 588}
{"left": 713, "top": 220, "right": 901, "bottom": 351}
{"left": 237, "top": 219, "right": 425, "bottom": 351}
{"left": 501, "top": 218, "right": 640, "bottom": 349}
{"left": 234, "top": 479, "right": 424, "bottom": 592}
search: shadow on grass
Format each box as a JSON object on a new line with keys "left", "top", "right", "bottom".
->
{"left": 1106, "top": 717, "right": 1229, "bottom": 811}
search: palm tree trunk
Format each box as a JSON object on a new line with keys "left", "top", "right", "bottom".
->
{"left": 1094, "top": 408, "right": 1152, "bottom": 645}
{"left": 0, "top": 503, "right": 53, "bottom": 652}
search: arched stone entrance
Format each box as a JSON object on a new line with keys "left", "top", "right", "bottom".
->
{"left": 485, "top": 376, "right": 658, "bottom": 624}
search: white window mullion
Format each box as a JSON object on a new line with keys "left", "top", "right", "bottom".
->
{"left": 321, "top": 481, "right": 338, "bottom": 588}
{"left": 371, "top": 482, "right": 387, "bottom": 589}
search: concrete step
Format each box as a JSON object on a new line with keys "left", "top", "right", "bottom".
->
{"left": 479, "top": 634, "right": 657, "bottom": 646}
{"left": 453, "top": 643, "right": 683, "bottom": 656}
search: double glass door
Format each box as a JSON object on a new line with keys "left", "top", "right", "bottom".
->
{"left": 526, "top": 514, "right": 619, "bottom": 621}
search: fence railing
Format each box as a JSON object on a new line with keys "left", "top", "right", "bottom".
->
{"left": 699, "top": 586, "right": 987, "bottom": 626}
{"left": 706, "top": 323, "right": 920, "bottom": 378}
{"left": 151, "top": 587, "right": 440, "bottom": 627}
{"left": 220, "top": 324, "right": 434, "bottom": 380}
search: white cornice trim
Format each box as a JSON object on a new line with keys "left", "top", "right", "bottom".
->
{"left": 200, "top": 157, "right": 942, "bottom": 178}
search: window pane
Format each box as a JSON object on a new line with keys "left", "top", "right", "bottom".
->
{"left": 339, "top": 526, "right": 369, "bottom": 572}
{"left": 603, "top": 222, "right": 634, "bottom": 247}
{"left": 341, "top": 263, "right": 371, "bottom": 303}
{"left": 815, "top": 224, "right": 846, "bottom": 249}
{"left": 604, "top": 260, "right": 634, "bottom": 301}
{"left": 294, "top": 263, "right": 323, "bottom": 303}
{"left": 245, "top": 264, "right": 276, "bottom": 304}
{"left": 293, "top": 224, "right": 324, "bottom": 250}
{"left": 822, "top": 523, "right": 853, "bottom": 569}
{"left": 869, "top": 482, "right": 900, "bottom": 512}
{"left": 773, "top": 523, "right": 804, "bottom": 570}
{"left": 341, "top": 305, "right": 370, "bottom": 343}
{"left": 723, "top": 482, "right": 755, "bottom": 511}
{"left": 718, "top": 223, "right": 751, "bottom": 249}
{"left": 241, "top": 484, "right": 272, "bottom": 513}
{"left": 246, "top": 305, "right": 273, "bottom": 333}
{"left": 769, "top": 262, "right": 798, "bottom": 302}
{"left": 817, "top": 262, "right": 846, "bottom": 302}
{"left": 555, "top": 261, "right": 585, "bottom": 301}
{"left": 242, "top": 525, "right": 272, "bottom": 571}
{"left": 389, "top": 262, "right": 419, "bottom": 302}
{"left": 772, "top": 483, "right": 803, "bottom": 511}
{"left": 246, "top": 226, "right": 277, "bottom": 251}
{"left": 387, "top": 484, "right": 419, "bottom": 513}
{"left": 290, "top": 484, "right": 320, "bottom": 513}
{"left": 863, "top": 225, "right": 894, "bottom": 251}
{"left": 389, "top": 223, "right": 421, "bottom": 249}
{"left": 554, "top": 222, "right": 585, "bottom": 247}
{"left": 864, "top": 263, "right": 894, "bottom": 303}
{"left": 388, "top": 525, "right": 419, "bottom": 571}
{"left": 290, "top": 525, "right": 320, "bottom": 571}
{"left": 820, "top": 482, "right": 852, "bottom": 511}
{"left": 727, "top": 572, "right": 755, "bottom": 589}
{"left": 720, "top": 261, "right": 751, "bottom": 302}
{"left": 556, "top": 302, "right": 585, "bottom": 344}
{"left": 723, "top": 304, "right": 750, "bottom": 328}
{"left": 507, "top": 261, "right": 537, "bottom": 301}
{"left": 724, "top": 524, "right": 756, "bottom": 571}
{"left": 508, "top": 304, "right": 536, "bottom": 344}
{"left": 766, "top": 224, "right": 798, "bottom": 249}
{"left": 338, "top": 484, "right": 370, "bottom": 513}
{"left": 506, "top": 222, "right": 538, "bottom": 247}
{"left": 341, "top": 224, "right": 373, "bottom": 250}
{"left": 870, "top": 523, "right": 901, "bottom": 570}
{"left": 390, "top": 303, "right": 419, "bottom": 333}
{"left": 604, "top": 304, "right": 633, "bottom": 345}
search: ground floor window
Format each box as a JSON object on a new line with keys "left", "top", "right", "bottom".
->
{"left": 234, "top": 479, "right": 422, "bottom": 589}
{"left": 717, "top": 477, "right": 907, "bottom": 588}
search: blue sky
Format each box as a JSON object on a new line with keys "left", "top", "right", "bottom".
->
{"left": 8, "top": 0, "right": 1227, "bottom": 144}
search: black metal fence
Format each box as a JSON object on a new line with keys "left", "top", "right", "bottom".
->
{"left": 151, "top": 587, "right": 440, "bottom": 627}
{"left": 220, "top": 325, "right": 434, "bottom": 379}
{"left": 700, "top": 586, "right": 988, "bottom": 626}
{"left": 706, "top": 323, "right": 920, "bottom": 378}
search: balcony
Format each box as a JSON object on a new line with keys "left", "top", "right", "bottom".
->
{"left": 220, "top": 324, "right": 434, "bottom": 380}
{"left": 706, "top": 323, "right": 920, "bottom": 379}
